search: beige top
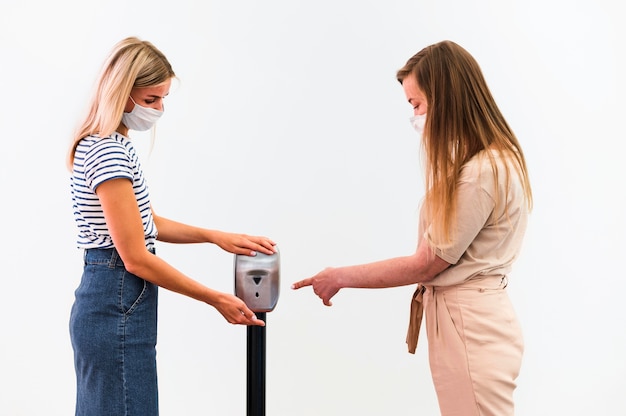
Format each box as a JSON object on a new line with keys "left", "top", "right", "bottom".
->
{"left": 406, "top": 149, "right": 528, "bottom": 353}
{"left": 421, "top": 149, "right": 529, "bottom": 287}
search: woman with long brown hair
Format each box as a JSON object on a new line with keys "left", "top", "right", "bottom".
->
{"left": 293, "top": 40, "right": 532, "bottom": 415}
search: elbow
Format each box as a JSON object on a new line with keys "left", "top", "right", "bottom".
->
{"left": 410, "top": 251, "right": 451, "bottom": 284}
{"left": 419, "top": 259, "right": 452, "bottom": 283}
{"left": 417, "top": 267, "right": 441, "bottom": 283}
{"left": 123, "top": 261, "right": 144, "bottom": 278}
{"left": 119, "top": 251, "right": 154, "bottom": 278}
{"left": 419, "top": 273, "right": 436, "bottom": 283}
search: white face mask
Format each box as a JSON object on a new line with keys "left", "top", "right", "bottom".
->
{"left": 122, "top": 96, "right": 164, "bottom": 131}
{"left": 409, "top": 113, "right": 427, "bottom": 136}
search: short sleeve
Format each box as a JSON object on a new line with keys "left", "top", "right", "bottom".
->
{"left": 83, "top": 139, "right": 133, "bottom": 191}
{"left": 427, "top": 180, "right": 495, "bottom": 264}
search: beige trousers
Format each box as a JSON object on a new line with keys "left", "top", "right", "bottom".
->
{"left": 423, "top": 276, "right": 524, "bottom": 416}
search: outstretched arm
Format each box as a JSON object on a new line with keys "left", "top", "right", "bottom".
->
{"left": 291, "top": 238, "right": 450, "bottom": 306}
{"left": 152, "top": 208, "right": 276, "bottom": 256}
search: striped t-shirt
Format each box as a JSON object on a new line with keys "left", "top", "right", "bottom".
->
{"left": 71, "top": 133, "right": 157, "bottom": 250}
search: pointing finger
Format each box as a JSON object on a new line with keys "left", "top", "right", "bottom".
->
{"left": 291, "top": 278, "right": 312, "bottom": 290}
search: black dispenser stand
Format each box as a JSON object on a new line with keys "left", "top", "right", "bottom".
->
{"left": 247, "top": 312, "right": 267, "bottom": 416}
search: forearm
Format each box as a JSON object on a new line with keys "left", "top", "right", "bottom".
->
{"left": 291, "top": 241, "right": 450, "bottom": 306}
{"left": 126, "top": 251, "right": 221, "bottom": 304}
{"left": 338, "top": 252, "right": 446, "bottom": 289}
{"left": 153, "top": 214, "right": 219, "bottom": 244}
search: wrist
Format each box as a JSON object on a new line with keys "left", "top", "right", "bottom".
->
{"left": 203, "top": 229, "right": 221, "bottom": 245}
{"left": 332, "top": 267, "right": 347, "bottom": 290}
{"left": 202, "top": 287, "right": 224, "bottom": 306}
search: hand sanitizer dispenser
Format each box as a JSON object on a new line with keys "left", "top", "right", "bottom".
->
{"left": 234, "top": 248, "right": 280, "bottom": 313}
{"left": 234, "top": 247, "right": 280, "bottom": 416}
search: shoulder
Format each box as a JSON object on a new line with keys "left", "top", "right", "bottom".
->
{"left": 81, "top": 134, "right": 133, "bottom": 172}
{"left": 460, "top": 149, "right": 513, "bottom": 180}
{"left": 80, "top": 134, "right": 135, "bottom": 188}
{"left": 458, "top": 150, "right": 501, "bottom": 200}
{"left": 80, "top": 134, "right": 132, "bottom": 163}
{"left": 460, "top": 150, "right": 491, "bottom": 183}
{"left": 82, "top": 133, "right": 128, "bottom": 153}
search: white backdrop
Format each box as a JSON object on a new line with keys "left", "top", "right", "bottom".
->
{"left": 1, "top": 1, "right": 624, "bottom": 415}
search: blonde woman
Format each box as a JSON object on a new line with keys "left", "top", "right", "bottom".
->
{"left": 292, "top": 40, "right": 532, "bottom": 416}
{"left": 68, "top": 37, "right": 276, "bottom": 416}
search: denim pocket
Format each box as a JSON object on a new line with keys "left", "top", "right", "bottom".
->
{"left": 120, "top": 271, "right": 150, "bottom": 316}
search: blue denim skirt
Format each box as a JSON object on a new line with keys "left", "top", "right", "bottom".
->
{"left": 69, "top": 247, "right": 159, "bottom": 416}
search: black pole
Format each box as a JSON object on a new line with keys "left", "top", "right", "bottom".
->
{"left": 247, "top": 312, "right": 266, "bottom": 416}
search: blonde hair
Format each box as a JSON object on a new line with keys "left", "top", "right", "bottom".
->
{"left": 66, "top": 37, "right": 175, "bottom": 169}
{"left": 397, "top": 40, "right": 532, "bottom": 244}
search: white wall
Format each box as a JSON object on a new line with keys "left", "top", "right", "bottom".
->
{"left": 1, "top": 0, "right": 624, "bottom": 415}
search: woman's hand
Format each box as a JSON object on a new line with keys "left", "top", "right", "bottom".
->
{"left": 212, "top": 231, "right": 276, "bottom": 256}
{"left": 210, "top": 292, "right": 266, "bottom": 326}
{"left": 292, "top": 267, "right": 341, "bottom": 307}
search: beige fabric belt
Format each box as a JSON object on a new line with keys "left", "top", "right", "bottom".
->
{"left": 406, "top": 284, "right": 425, "bottom": 354}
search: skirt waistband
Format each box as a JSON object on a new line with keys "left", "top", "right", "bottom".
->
{"left": 83, "top": 247, "right": 155, "bottom": 267}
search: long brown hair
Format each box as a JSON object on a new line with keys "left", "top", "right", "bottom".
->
{"left": 66, "top": 37, "right": 175, "bottom": 169}
{"left": 397, "top": 40, "right": 532, "bottom": 244}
